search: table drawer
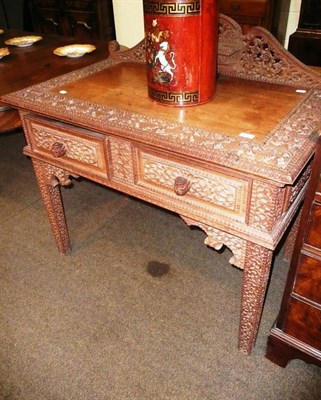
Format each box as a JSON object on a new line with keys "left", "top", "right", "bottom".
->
{"left": 136, "top": 148, "right": 249, "bottom": 222}
{"left": 24, "top": 116, "right": 108, "bottom": 178}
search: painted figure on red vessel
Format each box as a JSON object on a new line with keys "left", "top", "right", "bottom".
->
{"left": 145, "top": 18, "right": 176, "bottom": 85}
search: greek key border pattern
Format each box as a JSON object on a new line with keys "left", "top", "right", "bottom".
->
{"left": 148, "top": 87, "right": 199, "bottom": 105}
{"left": 143, "top": 0, "right": 201, "bottom": 15}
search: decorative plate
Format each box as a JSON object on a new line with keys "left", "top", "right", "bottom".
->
{"left": 5, "top": 35, "right": 42, "bottom": 47}
{"left": 53, "top": 44, "right": 96, "bottom": 58}
{"left": 0, "top": 47, "right": 10, "bottom": 59}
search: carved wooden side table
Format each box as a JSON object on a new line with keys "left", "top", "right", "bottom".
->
{"left": 2, "top": 15, "right": 321, "bottom": 354}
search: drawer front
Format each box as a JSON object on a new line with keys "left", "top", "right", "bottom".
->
{"left": 294, "top": 253, "right": 321, "bottom": 304}
{"left": 64, "top": 0, "right": 96, "bottom": 11}
{"left": 136, "top": 148, "right": 249, "bottom": 222}
{"left": 285, "top": 299, "right": 321, "bottom": 351}
{"left": 25, "top": 117, "right": 108, "bottom": 178}
{"left": 66, "top": 12, "right": 98, "bottom": 38}
{"left": 305, "top": 203, "right": 321, "bottom": 249}
{"left": 35, "top": 9, "right": 63, "bottom": 34}
{"left": 32, "top": 0, "right": 59, "bottom": 7}
{"left": 219, "top": 1, "right": 268, "bottom": 17}
{"left": 315, "top": 173, "right": 321, "bottom": 201}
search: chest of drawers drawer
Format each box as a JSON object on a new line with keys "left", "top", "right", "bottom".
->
{"left": 285, "top": 299, "right": 321, "bottom": 352}
{"left": 28, "top": 0, "right": 115, "bottom": 41}
{"left": 64, "top": 0, "right": 95, "bottom": 11}
{"left": 218, "top": 0, "right": 272, "bottom": 33}
{"left": 293, "top": 253, "right": 321, "bottom": 304}
{"left": 219, "top": 1, "right": 268, "bottom": 18}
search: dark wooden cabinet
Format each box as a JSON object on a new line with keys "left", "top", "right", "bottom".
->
{"left": 219, "top": 0, "right": 275, "bottom": 33}
{"left": 28, "top": 0, "right": 115, "bottom": 41}
{"left": 266, "top": 134, "right": 321, "bottom": 368}
{"left": 288, "top": 0, "right": 321, "bottom": 67}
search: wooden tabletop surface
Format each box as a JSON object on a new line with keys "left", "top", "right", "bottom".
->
{"left": 53, "top": 61, "right": 305, "bottom": 142}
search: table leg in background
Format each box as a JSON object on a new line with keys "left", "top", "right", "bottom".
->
{"left": 32, "top": 159, "right": 72, "bottom": 255}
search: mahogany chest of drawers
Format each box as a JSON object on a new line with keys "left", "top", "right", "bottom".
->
{"left": 219, "top": 0, "right": 274, "bottom": 33}
{"left": 266, "top": 135, "right": 321, "bottom": 368}
{"left": 28, "top": 0, "right": 115, "bottom": 41}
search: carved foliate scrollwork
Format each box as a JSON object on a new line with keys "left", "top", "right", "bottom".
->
{"left": 288, "top": 165, "right": 311, "bottom": 205}
{"left": 109, "top": 39, "right": 146, "bottom": 63}
{"left": 219, "top": 25, "right": 321, "bottom": 88}
{"left": 33, "top": 126, "right": 100, "bottom": 167}
{"left": 140, "top": 152, "right": 247, "bottom": 214}
{"left": 108, "top": 14, "right": 321, "bottom": 89}
{"left": 181, "top": 216, "right": 247, "bottom": 269}
{"left": 31, "top": 159, "right": 73, "bottom": 254}
{"left": 5, "top": 16, "right": 321, "bottom": 188}
{"left": 249, "top": 181, "right": 284, "bottom": 233}
{"left": 109, "top": 137, "right": 135, "bottom": 183}
{"left": 45, "top": 164, "right": 77, "bottom": 187}
{"left": 239, "top": 242, "right": 273, "bottom": 353}
{"left": 217, "top": 14, "right": 244, "bottom": 66}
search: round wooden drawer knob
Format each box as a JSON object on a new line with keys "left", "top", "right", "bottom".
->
{"left": 51, "top": 142, "right": 66, "bottom": 158}
{"left": 174, "top": 176, "right": 191, "bottom": 196}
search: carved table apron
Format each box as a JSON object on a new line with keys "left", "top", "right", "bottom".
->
{"left": 2, "top": 15, "right": 321, "bottom": 354}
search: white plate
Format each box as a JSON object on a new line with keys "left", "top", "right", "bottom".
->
{"left": 53, "top": 44, "right": 96, "bottom": 58}
{"left": 0, "top": 47, "right": 10, "bottom": 59}
{"left": 5, "top": 35, "right": 42, "bottom": 47}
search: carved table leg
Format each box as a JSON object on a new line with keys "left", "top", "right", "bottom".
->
{"left": 239, "top": 242, "right": 273, "bottom": 354}
{"left": 180, "top": 216, "right": 274, "bottom": 354}
{"left": 32, "top": 159, "right": 72, "bottom": 255}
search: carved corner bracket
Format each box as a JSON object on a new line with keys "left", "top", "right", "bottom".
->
{"left": 40, "top": 162, "right": 78, "bottom": 188}
{"left": 181, "top": 215, "right": 247, "bottom": 269}
{"left": 49, "top": 165, "right": 78, "bottom": 188}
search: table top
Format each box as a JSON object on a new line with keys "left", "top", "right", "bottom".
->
{"left": 52, "top": 62, "right": 304, "bottom": 142}
{"left": 2, "top": 16, "right": 321, "bottom": 185}
{"left": 0, "top": 29, "right": 109, "bottom": 110}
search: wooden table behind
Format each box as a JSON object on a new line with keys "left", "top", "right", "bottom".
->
{"left": 0, "top": 29, "right": 109, "bottom": 133}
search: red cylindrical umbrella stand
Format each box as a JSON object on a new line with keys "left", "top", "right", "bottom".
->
{"left": 143, "top": 0, "right": 219, "bottom": 107}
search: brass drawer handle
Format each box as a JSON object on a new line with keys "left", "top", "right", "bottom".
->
{"left": 51, "top": 142, "right": 66, "bottom": 158}
{"left": 76, "top": 21, "right": 92, "bottom": 30}
{"left": 174, "top": 176, "right": 191, "bottom": 196}
{"left": 45, "top": 17, "right": 59, "bottom": 26}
